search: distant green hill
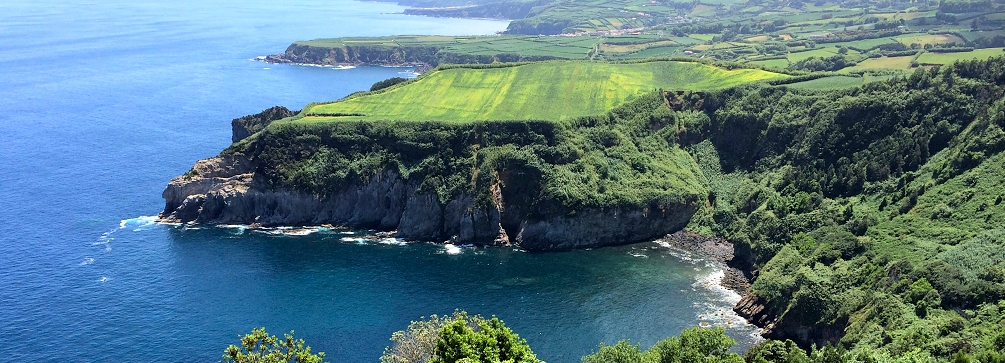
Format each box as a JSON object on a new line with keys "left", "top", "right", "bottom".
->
{"left": 302, "top": 60, "right": 787, "bottom": 122}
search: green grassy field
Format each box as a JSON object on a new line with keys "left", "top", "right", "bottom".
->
{"left": 305, "top": 61, "right": 787, "bottom": 123}
{"left": 787, "top": 47, "right": 842, "bottom": 62}
{"left": 894, "top": 34, "right": 965, "bottom": 46}
{"left": 917, "top": 48, "right": 1005, "bottom": 64}
{"left": 751, "top": 59, "right": 790, "bottom": 68}
{"left": 842, "top": 55, "right": 916, "bottom": 71}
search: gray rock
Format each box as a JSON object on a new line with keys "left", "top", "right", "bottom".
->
{"left": 160, "top": 155, "right": 697, "bottom": 251}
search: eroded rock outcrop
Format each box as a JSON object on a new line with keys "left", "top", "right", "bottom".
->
{"left": 159, "top": 154, "right": 696, "bottom": 251}
{"left": 231, "top": 106, "right": 297, "bottom": 143}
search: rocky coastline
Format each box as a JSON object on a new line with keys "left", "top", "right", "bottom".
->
{"left": 655, "top": 231, "right": 775, "bottom": 338}
{"left": 656, "top": 231, "right": 753, "bottom": 295}
{"left": 160, "top": 106, "right": 769, "bottom": 335}
{"left": 262, "top": 52, "right": 434, "bottom": 74}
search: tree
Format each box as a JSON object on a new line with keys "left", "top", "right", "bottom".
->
{"left": 382, "top": 313, "right": 459, "bottom": 363}
{"left": 382, "top": 311, "right": 541, "bottom": 363}
{"left": 582, "top": 327, "right": 743, "bottom": 363}
{"left": 222, "top": 327, "right": 326, "bottom": 363}
{"left": 432, "top": 315, "right": 541, "bottom": 363}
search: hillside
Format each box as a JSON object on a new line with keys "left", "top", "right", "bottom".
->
{"left": 166, "top": 55, "right": 1005, "bottom": 362}
{"left": 303, "top": 60, "right": 787, "bottom": 122}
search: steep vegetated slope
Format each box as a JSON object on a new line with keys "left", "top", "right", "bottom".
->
{"left": 690, "top": 57, "right": 1005, "bottom": 361}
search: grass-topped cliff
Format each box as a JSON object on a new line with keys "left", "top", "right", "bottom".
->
{"left": 302, "top": 60, "right": 786, "bottom": 122}
{"left": 169, "top": 60, "right": 790, "bottom": 249}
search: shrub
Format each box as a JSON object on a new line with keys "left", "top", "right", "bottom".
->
{"left": 370, "top": 77, "right": 410, "bottom": 92}
{"left": 222, "top": 327, "right": 325, "bottom": 363}
{"left": 432, "top": 315, "right": 540, "bottom": 363}
{"left": 581, "top": 327, "right": 743, "bottom": 363}
{"left": 383, "top": 311, "right": 540, "bottom": 363}
{"left": 382, "top": 313, "right": 458, "bottom": 363}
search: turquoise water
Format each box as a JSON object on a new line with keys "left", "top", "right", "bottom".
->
{"left": 0, "top": 0, "right": 759, "bottom": 361}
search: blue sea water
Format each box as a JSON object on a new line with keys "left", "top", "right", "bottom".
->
{"left": 0, "top": 0, "right": 760, "bottom": 361}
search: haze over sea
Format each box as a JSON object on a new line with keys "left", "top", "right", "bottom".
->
{"left": 0, "top": 0, "right": 760, "bottom": 361}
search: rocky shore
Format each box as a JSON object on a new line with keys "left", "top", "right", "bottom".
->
{"left": 262, "top": 52, "right": 433, "bottom": 74}
{"left": 656, "top": 231, "right": 752, "bottom": 295}
{"left": 655, "top": 230, "right": 777, "bottom": 339}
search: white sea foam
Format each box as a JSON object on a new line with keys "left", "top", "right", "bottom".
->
{"left": 80, "top": 257, "right": 95, "bottom": 266}
{"left": 120, "top": 216, "right": 159, "bottom": 231}
{"left": 93, "top": 231, "right": 113, "bottom": 251}
{"left": 217, "top": 224, "right": 248, "bottom": 235}
{"left": 253, "top": 227, "right": 319, "bottom": 236}
{"left": 98, "top": 276, "right": 109, "bottom": 283}
{"left": 340, "top": 237, "right": 368, "bottom": 244}
{"left": 378, "top": 238, "right": 408, "bottom": 246}
{"left": 692, "top": 268, "right": 763, "bottom": 338}
{"left": 283, "top": 229, "right": 315, "bottom": 236}
{"left": 443, "top": 244, "right": 462, "bottom": 255}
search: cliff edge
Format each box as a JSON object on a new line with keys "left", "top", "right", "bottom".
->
{"left": 160, "top": 93, "right": 705, "bottom": 251}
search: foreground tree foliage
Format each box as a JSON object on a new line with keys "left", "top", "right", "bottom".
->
{"left": 221, "top": 327, "right": 325, "bottom": 363}
{"left": 581, "top": 327, "right": 744, "bottom": 363}
{"left": 382, "top": 311, "right": 541, "bottom": 363}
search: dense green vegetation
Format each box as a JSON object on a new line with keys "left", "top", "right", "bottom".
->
{"left": 680, "top": 56, "right": 1005, "bottom": 361}
{"left": 231, "top": 88, "right": 707, "bottom": 213}
{"left": 227, "top": 55, "right": 1005, "bottom": 362}
{"left": 581, "top": 327, "right": 744, "bottom": 363}
{"left": 304, "top": 60, "right": 786, "bottom": 122}
{"left": 380, "top": 311, "right": 541, "bottom": 363}
{"left": 251, "top": 0, "right": 1005, "bottom": 355}
{"left": 221, "top": 327, "right": 326, "bottom": 363}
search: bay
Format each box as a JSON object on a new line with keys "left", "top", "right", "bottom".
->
{"left": 0, "top": 0, "right": 759, "bottom": 361}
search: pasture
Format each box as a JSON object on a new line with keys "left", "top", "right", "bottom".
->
{"left": 842, "top": 55, "right": 915, "bottom": 71}
{"left": 894, "top": 34, "right": 965, "bottom": 46}
{"left": 917, "top": 48, "right": 1005, "bottom": 64}
{"left": 304, "top": 61, "right": 787, "bottom": 123}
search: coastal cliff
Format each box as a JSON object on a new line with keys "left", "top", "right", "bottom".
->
{"left": 264, "top": 41, "right": 562, "bottom": 68}
{"left": 160, "top": 154, "right": 697, "bottom": 250}
{"left": 266, "top": 43, "right": 443, "bottom": 68}
{"left": 161, "top": 93, "right": 706, "bottom": 250}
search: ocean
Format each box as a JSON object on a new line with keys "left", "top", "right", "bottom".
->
{"left": 0, "top": 0, "right": 760, "bottom": 361}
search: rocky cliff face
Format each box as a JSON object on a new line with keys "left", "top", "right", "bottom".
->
{"left": 231, "top": 106, "right": 296, "bottom": 143}
{"left": 266, "top": 44, "right": 443, "bottom": 67}
{"left": 159, "top": 154, "right": 696, "bottom": 251}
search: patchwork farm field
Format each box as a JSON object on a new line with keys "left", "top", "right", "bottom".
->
{"left": 842, "top": 55, "right": 915, "bottom": 71}
{"left": 918, "top": 48, "right": 1005, "bottom": 65}
{"left": 304, "top": 61, "right": 787, "bottom": 123}
{"left": 894, "top": 34, "right": 965, "bottom": 46}
{"left": 751, "top": 59, "right": 790, "bottom": 68}
{"left": 787, "top": 47, "right": 843, "bottom": 62}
